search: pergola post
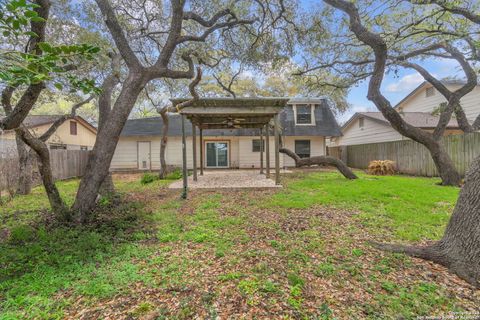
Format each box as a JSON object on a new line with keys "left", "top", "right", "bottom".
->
{"left": 199, "top": 128, "right": 204, "bottom": 175}
{"left": 260, "top": 127, "right": 264, "bottom": 174}
{"left": 192, "top": 122, "right": 197, "bottom": 181}
{"left": 181, "top": 114, "right": 188, "bottom": 199}
{"left": 274, "top": 114, "right": 280, "bottom": 185}
{"left": 265, "top": 123, "right": 270, "bottom": 178}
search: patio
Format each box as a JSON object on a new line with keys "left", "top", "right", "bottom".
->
{"left": 168, "top": 169, "right": 287, "bottom": 189}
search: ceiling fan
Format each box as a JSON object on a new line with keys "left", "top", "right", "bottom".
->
{"left": 221, "top": 117, "right": 245, "bottom": 128}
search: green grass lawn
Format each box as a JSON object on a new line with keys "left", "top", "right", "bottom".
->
{"left": 0, "top": 171, "right": 475, "bottom": 319}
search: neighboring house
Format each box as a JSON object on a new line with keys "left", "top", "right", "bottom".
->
{"left": 332, "top": 81, "right": 480, "bottom": 146}
{"left": 0, "top": 115, "right": 97, "bottom": 156}
{"left": 110, "top": 98, "right": 342, "bottom": 171}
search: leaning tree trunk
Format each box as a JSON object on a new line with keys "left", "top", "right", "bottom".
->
{"left": 15, "top": 134, "right": 33, "bottom": 195}
{"left": 17, "top": 129, "right": 68, "bottom": 218}
{"left": 374, "top": 154, "right": 480, "bottom": 288}
{"left": 280, "top": 148, "right": 358, "bottom": 180}
{"left": 425, "top": 139, "right": 462, "bottom": 186}
{"left": 72, "top": 75, "right": 146, "bottom": 223}
{"left": 159, "top": 110, "right": 169, "bottom": 179}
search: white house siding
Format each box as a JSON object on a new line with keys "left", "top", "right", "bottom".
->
{"left": 111, "top": 135, "right": 326, "bottom": 170}
{"left": 283, "top": 136, "right": 325, "bottom": 167}
{"left": 336, "top": 117, "right": 405, "bottom": 146}
{"left": 399, "top": 85, "right": 480, "bottom": 122}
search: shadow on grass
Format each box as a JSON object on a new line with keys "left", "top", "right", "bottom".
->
{"left": 0, "top": 197, "right": 156, "bottom": 319}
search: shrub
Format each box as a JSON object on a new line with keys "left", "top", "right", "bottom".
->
{"left": 140, "top": 172, "right": 158, "bottom": 185}
{"left": 165, "top": 168, "right": 182, "bottom": 180}
{"left": 367, "top": 160, "right": 396, "bottom": 175}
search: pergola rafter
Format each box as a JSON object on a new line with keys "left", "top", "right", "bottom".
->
{"left": 170, "top": 97, "right": 289, "bottom": 199}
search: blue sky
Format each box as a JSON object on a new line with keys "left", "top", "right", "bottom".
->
{"left": 341, "top": 58, "right": 462, "bottom": 122}
{"left": 298, "top": 0, "right": 463, "bottom": 123}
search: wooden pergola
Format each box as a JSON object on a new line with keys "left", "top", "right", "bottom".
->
{"left": 171, "top": 97, "right": 289, "bottom": 199}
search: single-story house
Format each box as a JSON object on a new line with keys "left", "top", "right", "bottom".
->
{"left": 110, "top": 98, "right": 342, "bottom": 170}
{"left": 0, "top": 115, "right": 97, "bottom": 157}
{"left": 331, "top": 80, "right": 479, "bottom": 147}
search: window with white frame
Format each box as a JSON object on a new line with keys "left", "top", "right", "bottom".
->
{"left": 295, "top": 140, "right": 311, "bottom": 158}
{"left": 426, "top": 87, "right": 435, "bottom": 97}
{"left": 295, "top": 104, "right": 313, "bottom": 124}
{"left": 252, "top": 139, "right": 264, "bottom": 152}
{"left": 359, "top": 117, "right": 364, "bottom": 128}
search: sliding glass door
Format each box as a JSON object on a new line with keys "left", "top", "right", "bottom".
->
{"left": 206, "top": 142, "right": 229, "bottom": 168}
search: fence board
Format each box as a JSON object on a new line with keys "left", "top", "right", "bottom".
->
{"left": 1, "top": 150, "right": 90, "bottom": 191}
{"left": 329, "top": 132, "right": 480, "bottom": 177}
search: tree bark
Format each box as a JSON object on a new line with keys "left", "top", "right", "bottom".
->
{"left": 16, "top": 128, "right": 68, "bottom": 217}
{"left": 159, "top": 110, "right": 169, "bottom": 179}
{"left": 280, "top": 148, "right": 358, "bottom": 180}
{"left": 72, "top": 73, "right": 147, "bottom": 223}
{"left": 373, "top": 154, "right": 480, "bottom": 288}
{"left": 15, "top": 134, "right": 33, "bottom": 195}
{"left": 425, "top": 140, "right": 462, "bottom": 186}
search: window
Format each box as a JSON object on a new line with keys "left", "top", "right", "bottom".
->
{"left": 296, "top": 104, "right": 313, "bottom": 124}
{"left": 295, "top": 140, "right": 311, "bottom": 158}
{"left": 70, "top": 121, "right": 77, "bottom": 135}
{"left": 359, "top": 117, "right": 364, "bottom": 128}
{"left": 426, "top": 87, "right": 435, "bottom": 97}
{"left": 252, "top": 139, "right": 264, "bottom": 152}
{"left": 80, "top": 146, "right": 88, "bottom": 151}
{"left": 50, "top": 144, "right": 67, "bottom": 150}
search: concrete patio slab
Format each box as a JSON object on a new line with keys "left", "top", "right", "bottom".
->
{"left": 168, "top": 170, "right": 289, "bottom": 189}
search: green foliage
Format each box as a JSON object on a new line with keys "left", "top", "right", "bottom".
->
{"left": 0, "top": 0, "right": 45, "bottom": 38}
{"left": 165, "top": 168, "right": 183, "bottom": 180}
{"left": 140, "top": 172, "right": 159, "bottom": 185}
{"left": 0, "top": 0, "right": 100, "bottom": 91}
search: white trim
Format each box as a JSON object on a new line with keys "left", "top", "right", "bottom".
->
{"left": 293, "top": 104, "right": 316, "bottom": 126}
{"left": 205, "top": 141, "right": 230, "bottom": 168}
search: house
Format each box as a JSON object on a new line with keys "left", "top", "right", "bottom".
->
{"left": 0, "top": 115, "right": 97, "bottom": 156}
{"left": 110, "top": 98, "right": 342, "bottom": 171}
{"left": 331, "top": 81, "right": 479, "bottom": 147}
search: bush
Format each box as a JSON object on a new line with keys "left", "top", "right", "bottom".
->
{"left": 140, "top": 172, "right": 158, "bottom": 185}
{"left": 367, "top": 160, "right": 396, "bottom": 175}
{"left": 165, "top": 168, "right": 182, "bottom": 180}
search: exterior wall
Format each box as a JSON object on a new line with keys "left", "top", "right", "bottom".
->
{"left": 283, "top": 136, "right": 326, "bottom": 167}
{"left": 398, "top": 85, "right": 480, "bottom": 122}
{"left": 336, "top": 117, "right": 405, "bottom": 146}
{"left": 0, "top": 120, "right": 97, "bottom": 150}
{"left": 111, "top": 135, "right": 326, "bottom": 170}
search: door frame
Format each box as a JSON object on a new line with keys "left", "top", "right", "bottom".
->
{"left": 205, "top": 140, "right": 230, "bottom": 168}
{"left": 137, "top": 141, "right": 152, "bottom": 170}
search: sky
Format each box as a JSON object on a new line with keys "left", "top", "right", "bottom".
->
{"left": 341, "top": 58, "right": 462, "bottom": 123}
{"left": 298, "top": 0, "right": 464, "bottom": 124}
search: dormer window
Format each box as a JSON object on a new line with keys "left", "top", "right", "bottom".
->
{"left": 295, "top": 104, "right": 314, "bottom": 125}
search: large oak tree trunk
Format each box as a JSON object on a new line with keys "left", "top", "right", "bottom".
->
{"left": 72, "top": 74, "right": 146, "bottom": 223}
{"left": 280, "top": 147, "right": 358, "bottom": 180}
{"left": 426, "top": 140, "right": 462, "bottom": 186}
{"left": 15, "top": 134, "right": 33, "bottom": 195}
{"left": 374, "top": 154, "right": 480, "bottom": 288}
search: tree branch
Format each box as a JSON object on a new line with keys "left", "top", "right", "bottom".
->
{"left": 94, "top": 0, "right": 141, "bottom": 69}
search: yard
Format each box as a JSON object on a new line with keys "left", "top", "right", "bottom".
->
{"left": 0, "top": 170, "right": 478, "bottom": 319}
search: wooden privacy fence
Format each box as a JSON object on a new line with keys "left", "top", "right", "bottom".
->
{"left": 49, "top": 150, "right": 91, "bottom": 180}
{"left": 328, "top": 132, "right": 480, "bottom": 177}
{"left": 0, "top": 150, "right": 90, "bottom": 191}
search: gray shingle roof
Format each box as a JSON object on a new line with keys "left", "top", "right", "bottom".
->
{"left": 121, "top": 101, "right": 342, "bottom": 137}
{"left": 0, "top": 115, "right": 62, "bottom": 128}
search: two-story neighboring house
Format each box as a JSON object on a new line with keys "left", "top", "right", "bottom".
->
{"left": 110, "top": 98, "right": 342, "bottom": 171}
{"left": 331, "top": 81, "right": 479, "bottom": 147}
{"left": 0, "top": 115, "right": 97, "bottom": 157}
